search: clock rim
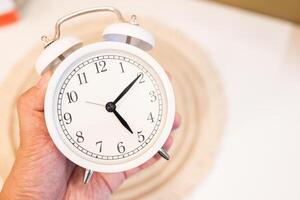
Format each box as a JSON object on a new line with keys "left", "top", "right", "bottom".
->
{"left": 44, "top": 41, "right": 175, "bottom": 172}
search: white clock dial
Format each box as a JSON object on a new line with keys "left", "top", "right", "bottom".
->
{"left": 45, "top": 42, "right": 175, "bottom": 172}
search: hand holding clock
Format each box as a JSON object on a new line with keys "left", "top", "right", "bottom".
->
{"left": 0, "top": 71, "right": 181, "bottom": 200}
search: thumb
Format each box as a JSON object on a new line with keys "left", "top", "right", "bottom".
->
{"left": 17, "top": 71, "right": 52, "bottom": 113}
{"left": 17, "top": 71, "right": 52, "bottom": 147}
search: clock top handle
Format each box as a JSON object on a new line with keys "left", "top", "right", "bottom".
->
{"left": 41, "top": 6, "right": 127, "bottom": 48}
{"left": 36, "top": 6, "right": 156, "bottom": 75}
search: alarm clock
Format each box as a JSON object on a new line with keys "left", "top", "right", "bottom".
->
{"left": 35, "top": 7, "right": 175, "bottom": 184}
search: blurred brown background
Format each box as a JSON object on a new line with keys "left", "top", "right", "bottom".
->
{"left": 213, "top": 0, "right": 300, "bottom": 23}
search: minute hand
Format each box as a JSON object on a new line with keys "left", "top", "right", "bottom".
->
{"left": 113, "top": 74, "right": 141, "bottom": 104}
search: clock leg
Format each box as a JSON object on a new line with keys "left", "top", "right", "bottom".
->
{"left": 83, "top": 169, "right": 94, "bottom": 184}
{"left": 158, "top": 148, "right": 170, "bottom": 160}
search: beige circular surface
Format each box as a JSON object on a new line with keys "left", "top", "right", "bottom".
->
{"left": 0, "top": 17, "right": 226, "bottom": 199}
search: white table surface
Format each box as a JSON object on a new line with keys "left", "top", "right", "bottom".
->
{"left": 1, "top": 0, "right": 300, "bottom": 199}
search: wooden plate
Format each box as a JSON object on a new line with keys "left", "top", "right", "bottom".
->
{"left": 0, "top": 17, "right": 226, "bottom": 199}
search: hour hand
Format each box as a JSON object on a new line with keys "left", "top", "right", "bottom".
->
{"left": 105, "top": 102, "right": 133, "bottom": 134}
{"left": 113, "top": 110, "right": 133, "bottom": 134}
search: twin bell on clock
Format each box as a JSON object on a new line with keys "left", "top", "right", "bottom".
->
{"left": 35, "top": 7, "right": 175, "bottom": 184}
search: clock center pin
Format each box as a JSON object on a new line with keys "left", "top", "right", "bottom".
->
{"left": 105, "top": 102, "right": 116, "bottom": 112}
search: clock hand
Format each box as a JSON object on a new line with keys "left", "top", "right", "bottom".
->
{"left": 86, "top": 101, "right": 105, "bottom": 107}
{"left": 112, "top": 109, "right": 133, "bottom": 134}
{"left": 113, "top": 74, "right": 141, "bottom": 104}
{"left": 105, "top": 101, "right": 133, "bottom": 134}
{"left": 104, "top": 74, "right": 140, "bottom": 133}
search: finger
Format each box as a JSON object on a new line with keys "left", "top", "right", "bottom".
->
{"left": 64, "top": 167, "right": 112, "bottom": 199}
{"left": 136, "top": 137, "right": 173, "bottom": 171}
{"left": 125, "top": 134, "right": 174, "bottom": 178}
{"left": 17, "top": 71, "right": 52, "bottom": 146}
{"left": 163, "top": 135, "right": 174, "bottom": 150}
{"left": 124, "top": 157, "right": 157, "bottom": 178}
{"left": 152, "top": 135, "right": 174, "bottom": 160}
{"left": 172, "top": 112, "right": 181, "bottom": 131}
{"left": 124, "top": 111, "right": 181, "bottom": 178}
{"left": 17, "top": 71, "right": 52, "bottom": 113}
{"left": 98, "top": 172, "right": 126, "bottom": 193}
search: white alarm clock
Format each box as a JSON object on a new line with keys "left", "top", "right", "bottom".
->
{"left": 35, "top": 7, "right": 175, "bottom": 183}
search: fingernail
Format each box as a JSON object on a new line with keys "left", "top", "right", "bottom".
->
{"left": 36, "top": 71, "right": 52, "bottom": 89}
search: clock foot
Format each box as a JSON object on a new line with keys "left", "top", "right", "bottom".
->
{"left": 158, "top": 148, "right": 170, "bottom": 160}
{"left": 83, "top": 169, "right": 94, "bottom": 184}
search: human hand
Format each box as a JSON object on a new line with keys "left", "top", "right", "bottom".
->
{"left": 0, "top": 71, "right": 181, "bottom": 200}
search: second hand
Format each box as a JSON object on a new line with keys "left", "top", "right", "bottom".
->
{"left": 85, "top": 101, "right": 105, "bottom": 107}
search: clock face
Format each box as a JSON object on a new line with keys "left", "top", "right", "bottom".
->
{"left": 45, "top": 42, "right": 175, "bottom": 171}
